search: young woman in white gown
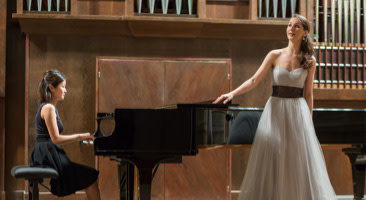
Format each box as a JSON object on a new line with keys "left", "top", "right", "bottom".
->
{"left": 214, "top": 14, "right": 336, "bottom": 200}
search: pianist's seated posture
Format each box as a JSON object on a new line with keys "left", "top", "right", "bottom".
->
{"left": 30, "top": 70, "right": 101, "bottom": 200}
{"left": 214, "top": 14, "right": 336, "bottom": 200}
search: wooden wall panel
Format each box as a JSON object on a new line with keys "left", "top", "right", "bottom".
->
{"left": 165, "top": 148, "right": 229, "bottom": 200}
{"left": 165, "top": 60, "right": 231, "bottom": 104}
{"left": 206, "top": 2, "right": 249, "bottom": 20}
{"left": 71, "top": 0, "right": 125, "bottom": 16}
{"left": 98, "top": 59, "right": 165, "bottom": 112}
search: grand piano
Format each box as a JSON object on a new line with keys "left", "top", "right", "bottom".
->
{"left": 94, "top": 104, "right": 366, "bottom": 200}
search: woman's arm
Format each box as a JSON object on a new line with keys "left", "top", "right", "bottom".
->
{"left": 303, "top": 58, "right": 316, "bottom": 116}
{"left": 213, "top": 50, "right": 279, "bottom": 104}
{"left": 42, "top": 104, "right": 93, "bottom": 145}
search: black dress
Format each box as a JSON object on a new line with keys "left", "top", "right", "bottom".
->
{"left": 30, "top": 102, "right": 99, "bottom": 197}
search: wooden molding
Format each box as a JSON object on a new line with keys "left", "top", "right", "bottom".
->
{"left": 314, "top": 88, "right": 366, "bottom": 101}
{"left": 12, "top": 13, "right": 288, "bottom": 40}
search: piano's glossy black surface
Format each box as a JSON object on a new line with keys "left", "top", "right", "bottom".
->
{"left": 94, "top": 103, "right": 234, "bottom": 200}
{"left": 94, "top": 105, "right": 366, "bottom": 200}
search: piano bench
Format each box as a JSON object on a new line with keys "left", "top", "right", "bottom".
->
{"left": 11, "top": 166, "right": 59, "bottom": 200}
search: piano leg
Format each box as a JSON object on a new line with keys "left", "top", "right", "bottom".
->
{"left": 343, "top": 145, "right": 366, "bottom": 200}
{"left": 118, "top": 161, "right": 135, "bottom": 200}
{"left": 138, "top": 167, "right": 153, "bottom": 200}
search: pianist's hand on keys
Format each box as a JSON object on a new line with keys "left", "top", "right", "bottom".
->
{"left": 79, "top": 133, "right": 95, "bottom": 145}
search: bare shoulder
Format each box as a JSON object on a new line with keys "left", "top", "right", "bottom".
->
{"left": 269, "top": 49, "right": 282, "bottom": 57}
{"left": 41, "top": 103, "right": 56, "bottom": 119}
{"left": 264, "top": 49, "right": 282, "bottom": 66}
{"left": 267, "top": 49, "right": 283, "bottom": 61}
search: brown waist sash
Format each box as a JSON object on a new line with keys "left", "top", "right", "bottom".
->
{"left": 272, "top": 85, "right": 303, "bottom": 98}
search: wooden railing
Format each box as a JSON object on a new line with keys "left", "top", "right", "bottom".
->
{"left": 258, "top": 0, "right": 299, "bottom": 18}
{"left": 24, "top": 0, "right": 69, "bottom": 12}
{"left": 20, "top": 0, "right": 309, "bottom": 18}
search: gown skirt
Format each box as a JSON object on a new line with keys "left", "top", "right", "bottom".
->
{"left": 238, "top": 96, "right": 336, "bottom": 200}
{"left": 30, "top": 138, "right": 99, "bottom": 197}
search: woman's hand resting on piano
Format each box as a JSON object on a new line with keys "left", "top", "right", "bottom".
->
{"left": 213, "top": 92, "right": 234, "bottom": 104}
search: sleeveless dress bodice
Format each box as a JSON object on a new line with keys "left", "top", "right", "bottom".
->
{"left": 271, "top": 65, "right": 308, "bottom": 88}
{"left": 35, "top": 102, "right": 64, "bottom": 139}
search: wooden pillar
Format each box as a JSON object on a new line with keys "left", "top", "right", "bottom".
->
{"left": 16, "top": 0, "right": 22, "bottom": 14}
{"left": 249, "top": 0, "right": 257, "bottom": 20}
{"left": 197, "top": 0, "right": 206, "bottom": 19}
{"left": 4, "top": 0, "right": 27, "bottom": 198}
{"left": 299, "top": 0, "right": 307, "bottom": 17}
{"left": 125, "top": 0, "right": 134, "bottom": 16}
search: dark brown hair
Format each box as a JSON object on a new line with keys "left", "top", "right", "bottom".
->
{"left": 293, "top": 14, "right": 315, "bottom": 69}
{"left": 38, "top": 70, "right": 66, "bottom": 104}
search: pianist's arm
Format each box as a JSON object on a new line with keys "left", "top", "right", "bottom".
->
{"left": 43, "top": 104, "right": 94, "bottom": 145}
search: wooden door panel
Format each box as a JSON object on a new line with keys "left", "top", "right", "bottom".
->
{"left": 165, "top": 61, "right": 231, "bottom": 104}
{"left": 98, "top": 59, "right": 165, "bottom": 112}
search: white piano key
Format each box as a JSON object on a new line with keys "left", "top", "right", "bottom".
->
{"left": 57, "top": 0, "right": 60, "bottom": 11}
{"left": 65, "top": 0, "right": 68, "bottom": 12}
{"left": 266, "top": 0, "right": 269, "bottom": 18}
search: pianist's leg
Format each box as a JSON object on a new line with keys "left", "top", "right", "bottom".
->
{"left": 85, "top": 180, "right": 101, "bottom": 200}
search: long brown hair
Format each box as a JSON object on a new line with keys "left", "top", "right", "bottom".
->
{"left": 38, "top": 70, "right": 66, "bottom": 104}
{"left": 293, "top": 14, "right": 315, "bottom": 69}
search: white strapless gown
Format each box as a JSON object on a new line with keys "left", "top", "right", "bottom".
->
{"left": 238, "top": 66, "right": 336, "bottom": 200}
